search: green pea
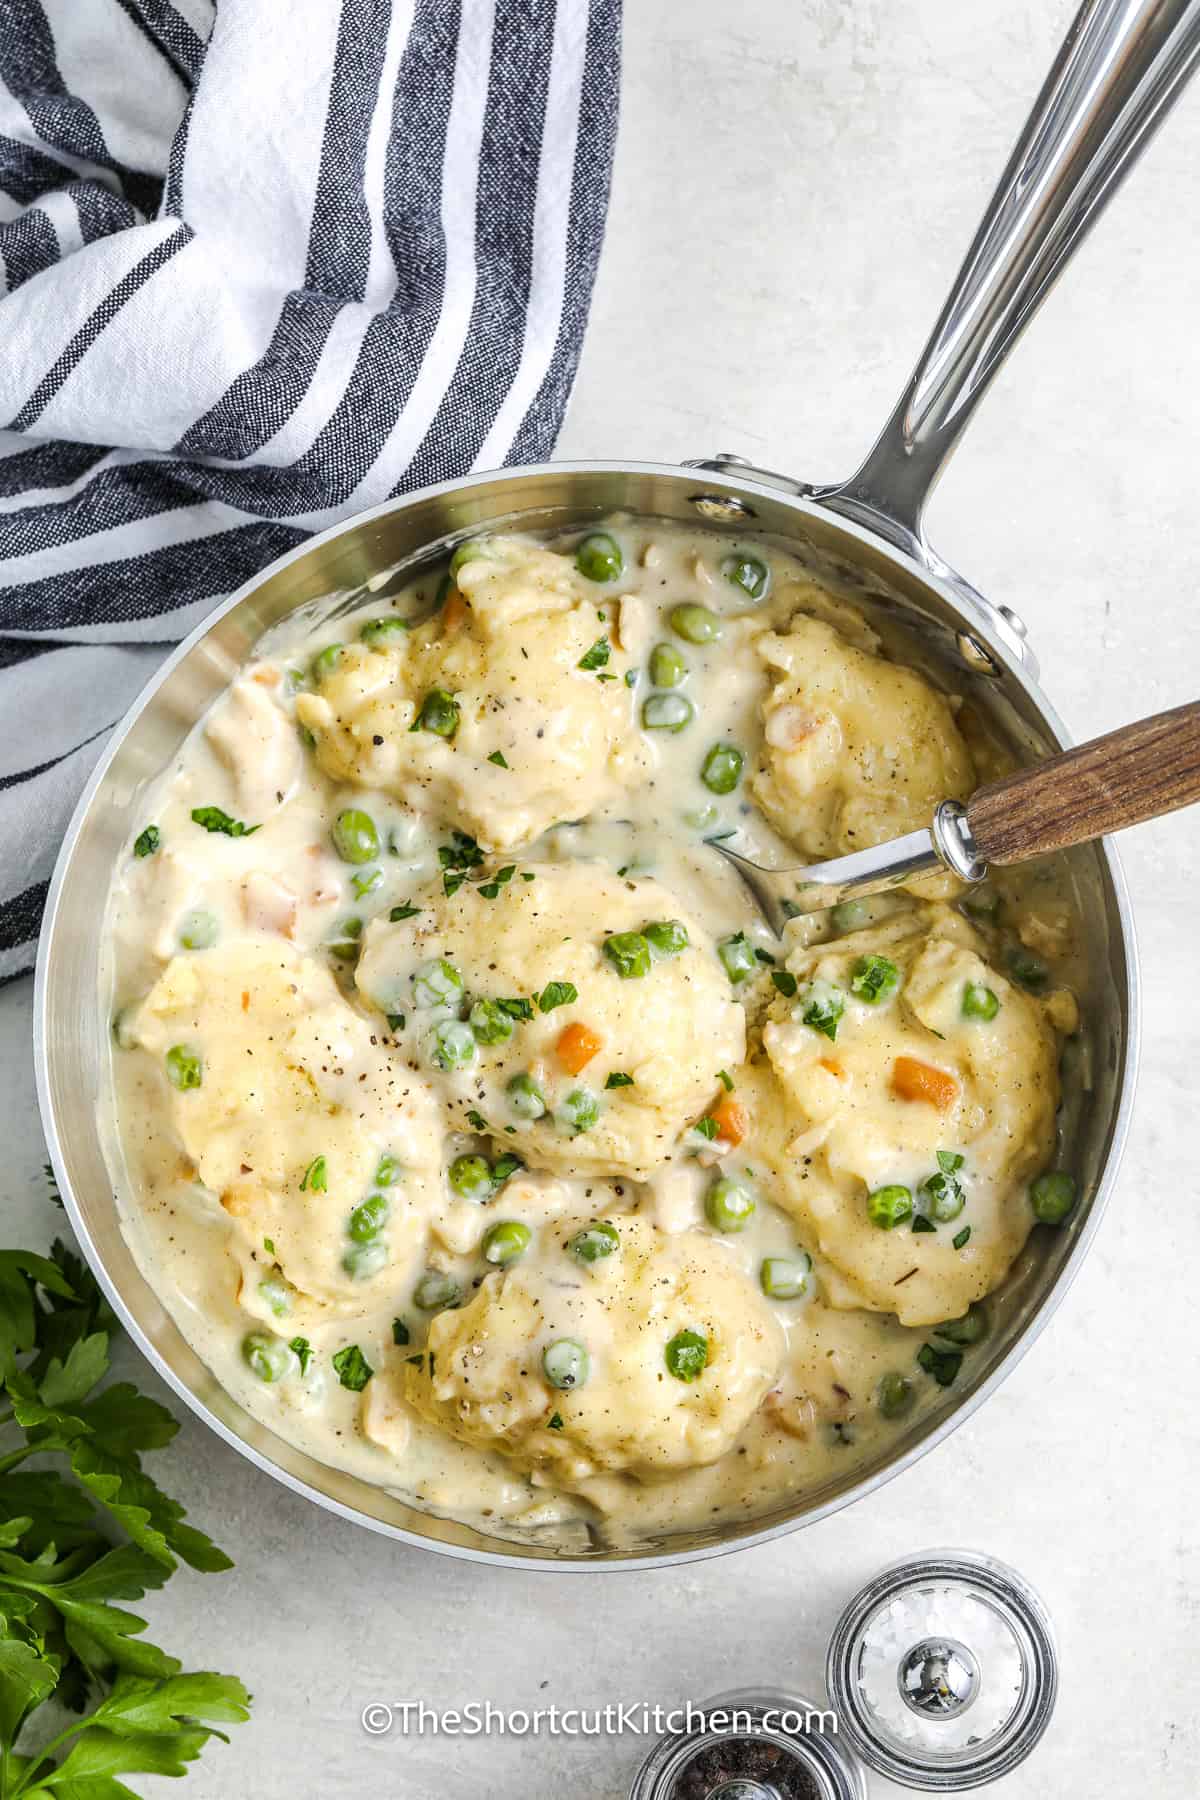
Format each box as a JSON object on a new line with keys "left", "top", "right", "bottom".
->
{"left": 962, "top": 982, "right": 1000, "bottom": 1021}
{"left": 701, "top": 742, "right": 744, "bottom": 795}
{"left": 374, "top": 1153, "right": 401, "bottom": 1187}
{"left": 867, "top": 1184, "right": 913, "bottom": 1229}
{"left": 332, "top": 808, "right": 381, "bottom": 865}
{"left": 412, "top": 958, "right": 465, "bottom": 1009}
{"left": 469, "top": 997, "right": 515, "bottom": 1044}
{"left": 921, "top": 1169, "right": 965, "bottom": 1222}
{"left": 760, "top": 1253, "right": 811, "bottom": 1300}
{"left": 178, "top": 908, "right": 218, "bottom": 951}
{"left": 342, "top": 1240, "right": 388, "bottom": 1279}
{"left": 962, "top": 886, "right": 1001, "bottom": 922}
{"left": 706, "top": 1175, "right": 756, "bottom": 1233}
{"left": 877, "top": 1372, "right": 916, "bottom": 1419}
{"left": 649, "top": 643, "right": 687, "bottom": 688}
{"left": 414, "top": 1269, "right": 461, "bottom": 1311}
{"left": 644, "top": 919, "right": 689, "bottom": 958}
{"left": 933, "top": 1303, "right": 990, "bottom": 1347}
{"left": 543, "top": 1338, "right": 589, "bottom": 1389}
{"left": 417, "top": 688, "right": 460, "bottom": 737}
{"left": 450, "top": 538, "right": 492, "bottom": 578}
{"left": 507, "top": 1072, "right": 547, "bottom": 1120}
{"left": 557, "top": 1087, "right": 600, "bottom": 1135}
{"left": 669, "top": 603, "right": 722, "bottom": 644}
{"left": 1006, "top": 944, "right": 1049, "bottom": 992}
{"left": 722, "top": 554, "right": 769, "bottom": 600}
{"left": 311, "top": 643, "right": 343, "bottom": 683}
{"left": 348, "top": 1193, "right": 390, "bottom": 1241}
{"left": 575, "top": 532, "right": 623, "bottom": 582}
{"left": 360, "top": 615, "right": 410, "bottom": 648}
{"left": 1030, "top": 1170, "right": 1077, "bottom": 1224}
{"left": 429, "top": 1019, "right": 476, "bottom": 1071}
{"left": 642, "top": 693, "right": 694, "bottom": 732}
{"left": 327, "top": 916, "right": 363, "bottom": 961}
{"left": 664, "top": 1328, "right": 708, "bottom": 1383}
{"left": 569, "top": 1221, "right": 620, "bottom": 1264}
{"left": 257, "top": 1276, "right": 291, "bottom": 1318}
{"left": 165, "top": 1045, "right": 202, "bottom": 1091}
{"left": 850, "top": 954, "right": 900, "bottom": 1005}
{"left": 449, "top": 1154, "right": 494, "bottom": 1201}
{"left": 830, "top": 899, "right": 871, "bottom": 933}
{"left": 243, "top": 1332, "right": 294, "bottom": 1383}
{"left": 481, "top": 1220, "right": 531, "bottom": 1266}
{"left": 603, "top": 931, "right": 651, "bottom": 979}
{"left": 717, "top": 932, "right": 758, "bottom": 985}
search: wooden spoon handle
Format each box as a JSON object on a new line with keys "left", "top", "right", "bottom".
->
{"left": 966, "top": 700, "right": 1200, "bottom": 866}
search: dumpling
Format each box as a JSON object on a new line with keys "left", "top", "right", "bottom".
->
{"left": 758, "top": 908, "right": 1063, "bottom": 1327}
{"left": 751, "top": 614, "right": 974, "bottom": 861}
{"left": 404, "top": 1216, "right": 784, "bottom": 1483}
{"left": 295, "top": 535, "right": 648, "bottom": 851}
{"left": 127, "top": 940, "right": 442, "bottom": 1320}
{"left": 355, "top": 860, "right": 745, "bottom": 1180}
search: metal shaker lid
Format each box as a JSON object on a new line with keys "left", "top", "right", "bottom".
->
{"left": 825, "top": 1548, "right": 1058, "bottom": 1790}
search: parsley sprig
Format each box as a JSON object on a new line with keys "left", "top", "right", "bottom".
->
{"left": 0, "top": 1231, "right": 249, "bottom": 1795}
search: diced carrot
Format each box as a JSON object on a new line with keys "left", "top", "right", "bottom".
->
{"left": 556, "top": 1022, "right": 602, "bottom": 1075}
{"left": 818, "top": 1056, "right": 845, "bottom": 1079}
{"left": 891, "top": 1055, "right": 958, "bottom": 1111}
{"left": 711, "top": 1093, "right": 748, "bottom": 1146}
{"left": 241, "top": 990, "right": 250, "bottom": 1012}
{"left": 442, "top": 588, "right": 469, "bottom": 633}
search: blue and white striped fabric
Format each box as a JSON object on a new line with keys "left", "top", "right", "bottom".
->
{"left": 0, "top": 0, "right": 621, "bottom": 981}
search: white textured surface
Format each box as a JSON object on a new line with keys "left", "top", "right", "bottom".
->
{"left": 4, "top": 2, "right": 1200, "bottom": 1793}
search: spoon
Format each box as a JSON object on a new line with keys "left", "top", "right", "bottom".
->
{"left": 711, "top": 699, "right": 1200, "bottom": 935}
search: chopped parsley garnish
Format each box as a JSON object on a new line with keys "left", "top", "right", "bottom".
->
{"left": 491, "top": 1152, "right": 523, "bottom": 1184}
{"left": 300, "top": 1155, "right": 327, "bottom": 1193}
{"left": 851, "top": 953, "right": 901, "bottom": 1004}
{"left": 917, "top": 1343, "right": 963, "bottom": 1387}
{"left": 624, "top": 668, "right": 637, "bottom": 687}
{"left": 771, "top": 969, "right": 798, "bottom": 998}
{"left": 487, "top": 750, "right": 509, "bottom": 767}
{"left": 538, "top": 980, "right": 578, "bottom": 1013}
{"left": 352, "top": 867, "right": 382, "bottom": 898}
{"left": 439, "top": 831, "right": 484, "bottom": 873}
{"left": 392, "top": 1317, "right": 411, "bottom": 1346}
{"left": 191, "top": 804, "right": 259, "bottom": 837}
{"left": 605, "top": 1071, "right": 634, "bottom": 1089}
{"left": 478, "top": 864, "right": 517, "bottom": 899}
{"left": 133, "top": 824, "right": 160, "bottom": 857}
{"left": 716, "top": 1069, "right": 734, "bottom": 1091}
{"left": 390, "top": 903, "right": 422, "bottom": 921}
{"left": 289, "top": 1335, "right": 313, "bottom": 1373}
{"left": 263, "top": 1236, "right": 276, "bottom": 1255}
{"left": 693, "top": 1116, "right": 718, "bottom": 1141}
{"left": 577, "top": 636, "right": 611, "bottom": 672}
{"left": 332, "top": 1344, "right": 374, "bottom": 1391}
{"left": 912, "top": 1215, "right": 937, "bottom": 1234}
{"left": 467, "top": 1109, "right": 488, "bottom": 1130}
{"left": 443, "top": 872, "right": 466, "bottom": 896}
{"left": 953, "top": 1226, "right": 972, "bottom": 1250}
{"left": 547, "top": 1412, "right": 565, "bottom": 1430}
{"left": 754, "top": 947, "right": 776, "bottom": 965}
{"left": 386, "top": 1012, "right": 406, "bottom": 1032}
{"left": 798, "top": 979, "right": 846, "bottom": 1041}
{"left": 498, "top": 996, "right": 535, "bottom": 1022}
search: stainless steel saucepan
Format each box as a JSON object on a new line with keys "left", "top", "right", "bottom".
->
{"left": 35, "top": 0, "right": 1200, "bottom": 1568}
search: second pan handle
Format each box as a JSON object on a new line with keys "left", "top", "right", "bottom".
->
{"left": 814, "top": 0, "right": 1200, "bottom": 556}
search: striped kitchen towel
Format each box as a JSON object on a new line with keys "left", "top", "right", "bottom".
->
{"left": 0, "top": 0, "right": 621, "bottom": 982}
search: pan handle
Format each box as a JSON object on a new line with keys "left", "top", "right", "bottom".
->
{"left": 814, "top": 0, "right": 1200, "bottom": 556}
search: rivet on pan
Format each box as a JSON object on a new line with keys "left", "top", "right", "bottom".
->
{"left": 998, "top": 604, "right": 1029, "bottom": 639}
{"left": 956, "top": 631, "right": 1000, "bottom": 675}
{"left": 690, "top": 493, "right": 757, "bottom": 522}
